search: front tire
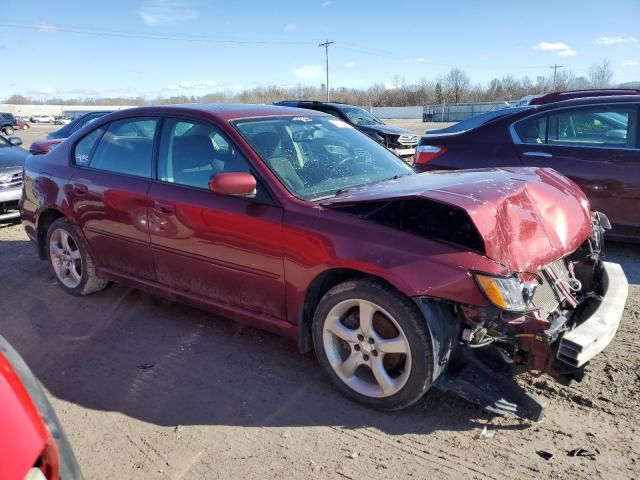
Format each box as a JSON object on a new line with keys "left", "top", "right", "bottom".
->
{"left": 4, "top": 126, "right": 13, "bottom": 135}
{"left": 312, "top": 279, "right": 434, "bottom": 410}
{"left": 46, "top": 218, "right": 108, "bottom": 296}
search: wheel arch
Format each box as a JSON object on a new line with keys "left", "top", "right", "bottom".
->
{"left": 298, "top": 268, "right": 416, "bottom": 353}
{"left": 36, "top": 208, "right": 66, "bottom": 260}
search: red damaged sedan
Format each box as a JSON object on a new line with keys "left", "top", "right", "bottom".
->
{"left": 20, "top": 105, "right": 628, "bottom": 419}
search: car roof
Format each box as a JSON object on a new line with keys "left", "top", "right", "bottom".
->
{"left": 526, "top": 94, "right": 640, "bottom": 113}
{"left": 112, "top": 103, "right": 329, "bottom": 122}
{"left": 274, "top": 100, "right": 361, "bottom": 109}
{"left": 530, "top": 89, "right": 640, "bottom": 105}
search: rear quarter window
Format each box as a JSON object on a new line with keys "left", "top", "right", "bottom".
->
{"left": 72, "top": 118, "right": 158, "bottom": 177}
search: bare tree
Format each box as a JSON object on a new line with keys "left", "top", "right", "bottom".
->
{"left": 444, "top": 68, "right": 470, "bottom": 103}
{"left": 589, "top": 59, "right": 613, "bottom": 88}
{"left": 3, "top": 60, "right": 625, "bottom": 108}
{"left": 4, "top": 94, "right": 30, "bottom": 104}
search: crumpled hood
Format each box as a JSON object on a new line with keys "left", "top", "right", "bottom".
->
{"left": 322, "top": 167, "right": 593, "bottom": 272}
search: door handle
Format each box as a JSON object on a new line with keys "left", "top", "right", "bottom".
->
{"left": 154, "top": 200, "right": 175, "bottom": 215}
{"left": 523, "top": 151, "right": 553, "bottom": 158}
{"left": 72, "top": 183, "right": 88, "bottom": 195}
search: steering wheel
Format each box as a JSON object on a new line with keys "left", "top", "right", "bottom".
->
{"left": 330, "top": 156, "right": 358, "bottom": 176}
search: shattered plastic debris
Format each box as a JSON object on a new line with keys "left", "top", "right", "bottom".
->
{"left": 536, "top": 450, "right": 554, "bottom": 462}
{"left": 567, "top": 448, "right": 596, "bottom": 459}
{"left": 174, "top": 425, "right": 183, "bottom": 439}
{"left": 479, "top": 426, "right": 495, "bottom": 439}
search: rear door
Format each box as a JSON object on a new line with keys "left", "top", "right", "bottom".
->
{"left": 147, "top": 117, "right": 286, "bottom": 320}
{"left": 67, "top": 117, "right": 159, "bottom": 279}
{"left": 513, "top": 104, "right": 640, "bottom": 238}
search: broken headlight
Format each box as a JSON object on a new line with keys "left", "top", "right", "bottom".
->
{"left": 474, "top": 274, "right": 528, "bottom": 312}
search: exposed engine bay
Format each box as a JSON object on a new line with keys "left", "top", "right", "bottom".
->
{"left": 456, "top": 212, "right": 620, "bottom": 382}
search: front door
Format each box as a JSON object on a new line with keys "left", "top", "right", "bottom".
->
{"left": 67, "top": 117, "right": 159, "bottom": 279}
{"left": 147, "top": 117, "right": 286, "bottom": 320}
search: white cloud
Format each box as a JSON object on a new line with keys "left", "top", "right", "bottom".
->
{"left": 166, "top": 80, "right": 219, "bottom": 90}
{"left": 403, "top": 57, "right": 425, "bottom": 64}
{"left": 138, "top": 0, "right": 197, "bottom": 26}
{"left": 292, "top": 64, "right": 323, "bottom": 80}
{"left": 284, "top": 23, "right": 297, "bottom": 32}
{"left": 22, "top": 87, "right": 141, "bottom": 100}
{"left": 533, "top": 41, "right": 570, "bottom": 51}
{"left": 597, "top": 36, "right": 637, "bottom": 45}
{"left": 345, "top": 61, "right": 355, "bottom": 68}
{"left": 322, "top": 1, "right": 333, "bottom": 6}
{"left": 34, "top": 23, "right": 57, "bottom": 33}
{"left": 383, "top": 83, "right": 397, "bottom": 90}
{"left": 558, "top": 48, "right": 577, "bottom": 56}
{"left": 164, "top": 80, "right": 245, "bottom": 92}
{"left": 621, "top": 60, "right": 639, "bottom": 66}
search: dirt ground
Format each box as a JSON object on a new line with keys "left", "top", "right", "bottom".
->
{"left": 2, "top": 122, "right": 640, "bottom": 479}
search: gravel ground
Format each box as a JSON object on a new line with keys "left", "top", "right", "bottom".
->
{"left": 1, "top": 121, "right": 639, "bottom": 479}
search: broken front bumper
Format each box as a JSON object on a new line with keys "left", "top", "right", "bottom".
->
{"left": 557, "top": 262, "right": 628, "bottom": 368}
{"left": 389, "top": 147, "right": 416, "bottom": 157}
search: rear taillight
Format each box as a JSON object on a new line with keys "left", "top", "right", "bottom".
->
{"left": 414, "top": 145, "right": 447, "bottom": 166}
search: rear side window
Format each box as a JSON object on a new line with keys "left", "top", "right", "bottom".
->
{"left": 514, "top": 116, "right": 547, "bottom": 144}
{"left": 547, "top": 108, "right": 635, "bottom": 147}
{"left": 514, "top": 107, "right": 637, "bottom": 148}
{"left": 74, "top": 118, "right": 158, "bottom": 177}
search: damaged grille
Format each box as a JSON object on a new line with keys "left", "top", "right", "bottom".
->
{"left": 532, "top": 258, "right": 573, "bottom": 318}
{"left": 397, "top": 134, "right": 419, "bottom": 146}
{"left": 0, "top": 172, "right": 23, "bottom": 189}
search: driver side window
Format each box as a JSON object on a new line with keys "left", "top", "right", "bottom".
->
{"left": 157, "top": 118, "right": 251, "bottom": 190}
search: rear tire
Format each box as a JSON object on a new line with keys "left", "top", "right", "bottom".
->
{"left": 4, "top": 126, "right": 13, "bottom": 135}
{"left": 46, "top": 218, "right": 108, "bottom": 296}
{"left": 312, "top": 279, "right": 434, "bottom": 410}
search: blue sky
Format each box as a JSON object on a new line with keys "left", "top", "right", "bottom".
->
{"left": 0, "top": 0, "right": 638, "bottom": 100}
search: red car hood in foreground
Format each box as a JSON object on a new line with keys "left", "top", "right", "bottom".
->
{"left": 0, "top": 352, "right": 49, "bottom": 479}
{"left": 0, "top": 335, "right": 82, "bottom": 479}
{"left": 323, "top": 167, "right": 592, "bottom": 272}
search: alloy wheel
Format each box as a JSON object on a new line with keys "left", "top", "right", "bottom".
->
{"left": 49, "top": 228, "right": 83, "bottom": 288}
{"left": 322, "top": 299, "right": 412, "bottom": 398}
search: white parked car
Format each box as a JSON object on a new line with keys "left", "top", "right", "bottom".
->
{"left": 30, "top": 115, "right": 55, "bottom": 124}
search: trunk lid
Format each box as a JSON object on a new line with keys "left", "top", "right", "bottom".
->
{"left": 322, "top": 167, "right": 592, "bottom": 272}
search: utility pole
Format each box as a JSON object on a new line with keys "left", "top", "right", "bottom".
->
{"left": 550, "top": 64, "right": 563, "bottom": 92}
{"left": 319, "top": 39, "right": 334, "bottom": 101}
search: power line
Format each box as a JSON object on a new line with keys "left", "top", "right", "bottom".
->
{"left": 319, "top": 39, "right": 334, "bottom": 102}
{"left": 0, "top": 22, "right": 317, "bottom": 45}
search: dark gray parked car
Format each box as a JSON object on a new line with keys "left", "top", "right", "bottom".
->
{"left": 0, "top": 112, "right": 17, "bottom": 136}
{"left": 0, "top": 134, "right": 29, "bottom": 221}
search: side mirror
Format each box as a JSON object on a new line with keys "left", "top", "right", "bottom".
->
{"left": 9, "top": 137, "right": 23, "bottom": 147}
{"left": 209, "top": 172, "right": 257, "bottom": 197}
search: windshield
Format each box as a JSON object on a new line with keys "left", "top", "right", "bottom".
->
{"left": 340, "top": 107, "right": 383, "bottom": 126}
{"left": 234, "top": 116, "right": 414, "bottom": 201}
